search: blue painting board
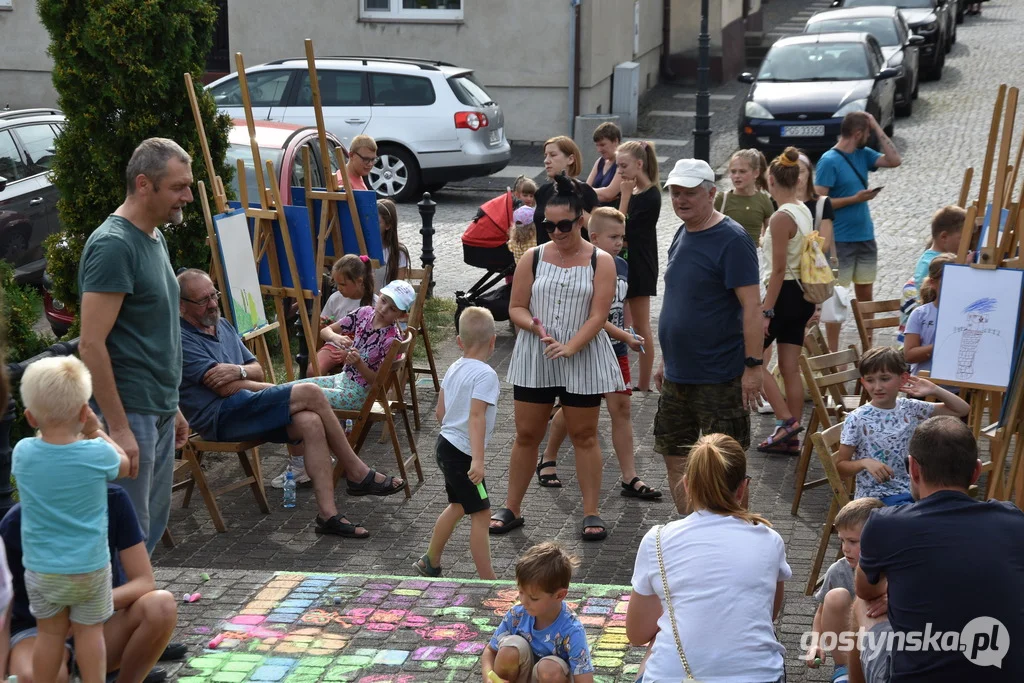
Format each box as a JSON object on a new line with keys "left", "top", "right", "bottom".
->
{"left": 227, "top": 202, "right": 320, "bottom": 297}
{"left": 291, "top": 187, "right": 384, "bottom": 262}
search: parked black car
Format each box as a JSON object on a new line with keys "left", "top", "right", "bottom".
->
{"left": 834, "top": 0, "right": 955, "bottom": 80}
{"left": 805, "top": 7, "right": 924, "bottom": 116}
{"left": 0, "top": 109, "right": 64, "bottom": 284}
{"left": 738, "top": 33, "right": 899, "bottom": 158}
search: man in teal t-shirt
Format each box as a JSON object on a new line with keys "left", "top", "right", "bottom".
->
{"left": 814, "top": 112, "right": 901, "bottom": 351}
{"left": 78, "top": 138, "right": 193, "bottom": 555}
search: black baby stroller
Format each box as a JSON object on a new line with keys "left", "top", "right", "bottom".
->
{"left": 455, "top": 190, "right": 516, "bottom": 330}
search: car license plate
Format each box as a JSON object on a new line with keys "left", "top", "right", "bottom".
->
{"left": 782, "top": 125, "right": 825, "bottom": 137}
{"left": 489, "top": 127, "right": 502, "bottom": 145}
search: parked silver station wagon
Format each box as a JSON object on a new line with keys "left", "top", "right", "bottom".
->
{"left": 207, "top": 56, "right": 511, "bottom": 201}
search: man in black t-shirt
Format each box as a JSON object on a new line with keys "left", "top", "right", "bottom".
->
{"left": 1, "top": 485, "right": 181, "bottom": 683}
{"left": 853, "top": 416, "right": 1024, "bottom": 682}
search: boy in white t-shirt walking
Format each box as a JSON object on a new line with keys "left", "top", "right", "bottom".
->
{"left": 414, "top": 307, "right": 500, "bottom": 580}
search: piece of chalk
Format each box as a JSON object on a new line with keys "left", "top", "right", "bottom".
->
{"left": 333, "top": 596, "right": 341, "bottom": 605}
{"left": 208, "top": 634, "right": 225, "bottom": 649}
{"left": 477, "top": 482, "right": 487, "bottom": 500}
{"left": 188, "top": 592, "right": 202, "bottom": 603}
{"left": 200, "top": 572, "right": 210, "bottom": 582}
{"left": 813, "top": 657, "right": 822, "bottom": 667}
{"left": 487, "top": 672, "right": 504, "bottom": 683}
{"left": 182, "top": 593, "right": 192, "bottom": 602}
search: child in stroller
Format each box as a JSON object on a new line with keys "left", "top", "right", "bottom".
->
{"left": 455, "top": 180, "right": 536, "bottom": 330}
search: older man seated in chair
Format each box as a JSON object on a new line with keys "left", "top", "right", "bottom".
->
{"left": 176, "top": 268, "right": 404, "bottom": 539}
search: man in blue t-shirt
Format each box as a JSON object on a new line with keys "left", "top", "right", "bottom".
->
{"left": 655, "top": 159, "right": 764, "bottom": 514}
{"left": 852, "top": 417, "right": 1024, "bottom": 683}
{"left": 0, "top": 485, "right": 181, "bottom": 683}
{"left": 814, "top": 112, "right": 901, "bottom": 351}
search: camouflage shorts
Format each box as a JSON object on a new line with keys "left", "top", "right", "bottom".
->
{"left": 653, "top": 377, "right": 750, "bottom": 456}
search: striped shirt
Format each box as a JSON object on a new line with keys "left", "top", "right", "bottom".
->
{"left": 507, "top": 245, "right": 625, "bottom": 395}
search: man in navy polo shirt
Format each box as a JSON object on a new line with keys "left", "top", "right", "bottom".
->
{"left": 853, "top": 416, "right": 1024, "bottom": 682}
{"left": 1, "top": 485, "right": 179, "bottom": 683}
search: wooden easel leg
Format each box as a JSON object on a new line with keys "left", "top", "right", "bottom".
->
{"left": 791, "top": 412, "right": 819, "bottom": 516}
{"left": 408, "top": 368, "right": 421, "bottom": 431}
{"left": 421, "top": 326, "right": 440, "bottom": 392}
{"left": 806, "top": 497, "right": 838, "bottom": 596}
{"left": 161, "top": 528, "right": 175, "bottom": 548}
{"left": 274, "top": 297, "right": 294, "bottom": 381}
{"left": 398, "top": 401, "right": 422, "bottom": 483}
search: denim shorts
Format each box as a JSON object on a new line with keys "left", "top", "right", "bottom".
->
{"left": 214, "top": 384, "right": 294, "bottom": 443}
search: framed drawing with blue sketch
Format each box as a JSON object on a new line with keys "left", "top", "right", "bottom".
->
{"left": 214, "top": 209, "right": 270, "bottom": 336}
{"left": 931, "top": 264, "right": 1024, "bottom": 391}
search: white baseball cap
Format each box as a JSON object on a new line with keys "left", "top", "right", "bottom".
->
{"left": 380, "top": 280, "right": 416, "bottom": 311}
{"left": 664, "top": 159, "right": 716, "bottom": 189}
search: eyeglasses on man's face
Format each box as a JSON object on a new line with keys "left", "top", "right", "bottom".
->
{"left": 353, "top": 151, "right": 378, "bottom": 165}
{"left": 181, "top": 291, "right": 221, "bottom": 307}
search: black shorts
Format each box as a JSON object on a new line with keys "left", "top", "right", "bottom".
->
{"left": 513, "top": 385, "right": 602, "bottom": 409}
{"left": 764, "top": 279, "right": 816, "bottom": 348}
{"left": 435, "top": 436, "right": 490, "bottom": 514}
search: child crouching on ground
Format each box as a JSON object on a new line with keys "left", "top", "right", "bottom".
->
{"left": 805, "top": 497, "right": 885, "bottom": 683}
{"left": 836, "top": 347, "right": 969, "bottom": 506}
{"left": 13, "top": 357, "right": 130, "bottom": 683}
{"left": 482, "top": 542, "right": 594, "bottom": 683}
{"left": 414, "top": 306, "right": 499, "bottom": 580}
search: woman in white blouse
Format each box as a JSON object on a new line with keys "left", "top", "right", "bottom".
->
{"left": 626, "top": 433, "right": 791, "bottom": 683}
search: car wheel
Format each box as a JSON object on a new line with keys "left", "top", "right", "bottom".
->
{"left": 369, "top": 146, "right": 420, "bottom": 202}
{"left": 0, "top": 229, "right": 29, "bottom": 264}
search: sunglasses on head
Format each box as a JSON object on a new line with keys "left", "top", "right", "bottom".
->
{"left": 540, "top": 215, "right": 581, "bottom": 233}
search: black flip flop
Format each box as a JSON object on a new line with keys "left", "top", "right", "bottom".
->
{"left": 620, "top": 477, "right": 663, "bottom": 500}
{"left": 315, "top": 514, "right": 370, "bottom": 538}
{"left": 489, "top": 507, "right": 525, "bottom": 535}
{"left": 581, "top": 515, "right": 607, "bottom": 541}
{"left": 536, "top": 460, "right": 562, "bottom": 488}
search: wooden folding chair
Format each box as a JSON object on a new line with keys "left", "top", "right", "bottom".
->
{"left": 173, "top": 437, "right": 270, "bottom": 533}
{"left": 851, "top": 298, "right": 902, "bottom": 352}
{"left": 332, "top": 331, "right": 423, "bottom": 497}
{"left": 792, "top": 345, "right": 864, "bottom": 515}
{"left": 805, "top": 422, "right": 856, "bottom": 595}
{"left": 406, "top": 266, "right": 441, "bottom": 399}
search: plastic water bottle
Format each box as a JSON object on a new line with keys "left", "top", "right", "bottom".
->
{"left": 344, "top": 419, "right": 354, "bottom": 435}
{"left": 283, "top": 468, "right": 297, "bottom": 508}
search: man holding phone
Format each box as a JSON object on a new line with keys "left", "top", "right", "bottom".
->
{"left": 814, "top": 112, "right": 902, "bottom": 351}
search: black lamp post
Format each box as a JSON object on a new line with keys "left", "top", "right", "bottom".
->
{"left": 694, "top": 0, "right": 712, "bottom": 162}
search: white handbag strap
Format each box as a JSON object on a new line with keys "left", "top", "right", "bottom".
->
{"left": 656, "top": 526, "right": 698, "bottom": 681}
{"left": 814, "top": 195, "right": 826, "bottom": 232}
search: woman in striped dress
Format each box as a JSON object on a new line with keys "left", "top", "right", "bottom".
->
{"left": 489, "top": 174, "right": 624, "bottom": 542}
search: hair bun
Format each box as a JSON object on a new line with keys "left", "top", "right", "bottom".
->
{"left": 553, "top": 172, "right": 581, "bottom": 198}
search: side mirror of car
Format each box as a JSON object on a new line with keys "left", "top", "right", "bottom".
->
{"left": 877, "top": 67, "right": 901, "bottom": 80}
{"left": 908, "top": 34, "right": 926, "bottom": 46}
{"left": 738, "top": 72, "right": 756, "bottom": 84}
{"left": 0, "top": 176, "right": 6, "bottom": 193}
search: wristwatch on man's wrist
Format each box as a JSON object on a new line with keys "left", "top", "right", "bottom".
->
{"left": 762, "top": 308, "right": 775, "bottom": 318}
{"left": 239, "top": 365, "right": 247, "bottom": 379}
{"left": 744, "top": 357, "right": 764, "bottom": 368}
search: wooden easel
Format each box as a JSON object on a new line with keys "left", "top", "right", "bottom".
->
{"left": 231, "top": 52, "right": 322, "bottom": 379}
{"left": 946, "top": 85, "right": 1024, "bottom": 501}
{"left": 296, "top": 39, "right": 376, "bottom": 331}
{"left": 185, "top": 72, "right": 279, "bottom": 382}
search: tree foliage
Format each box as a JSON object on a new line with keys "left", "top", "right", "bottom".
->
{"left": 38, "top": 0, "right": 234, "bottom": 311}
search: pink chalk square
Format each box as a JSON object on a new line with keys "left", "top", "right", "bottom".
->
{"left": 230, "top": 615, "right": 266, "bottom": 625}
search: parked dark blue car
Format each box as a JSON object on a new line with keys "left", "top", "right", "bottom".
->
{"left": 737, "top": 33, "right": 899, "bottom": 158}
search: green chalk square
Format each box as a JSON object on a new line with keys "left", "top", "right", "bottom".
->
{"left": 284, "top": 674, "right": 321, "bottom": 683}
{"left": 188, "top": 655, "right": 229, "bottom": 669}
{"left": 211, "top": 672, "right": 247, "bottom": 683}
{"left": 442, "top": 655, "right": 477, "bottom": 669}
{"left": 221, "top": 661, "right": 259, "bottom": 673}
{"left": 295, "top": 655, "right": 333, "bottom": 669}
{"left": 177, "top": 678, "right": 208, "bottom": 683}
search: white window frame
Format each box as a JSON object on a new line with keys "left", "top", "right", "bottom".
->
{"left": 360, "top": 0, "right": 463, "bottom": 21}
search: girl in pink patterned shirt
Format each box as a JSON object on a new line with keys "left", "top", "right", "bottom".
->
{"left": 292, "top": 280, "right": 414, "bottom": 410}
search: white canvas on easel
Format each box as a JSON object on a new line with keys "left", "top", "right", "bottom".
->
{"left": 931, "top": 264, "right": 1024, "bottom": 390}
{"left": 214, "top": 209, "right": 268, "bottom": 335}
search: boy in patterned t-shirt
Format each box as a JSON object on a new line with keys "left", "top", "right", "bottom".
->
{"left": 836, "top": 347, "right": 969, "bottom": 506}
{"left": 481, "top": 543, "right": 594, "bottom": 683}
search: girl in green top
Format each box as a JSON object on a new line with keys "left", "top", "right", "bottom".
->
{"left": 714, "top": 149, "right": 776, "bottom": 246}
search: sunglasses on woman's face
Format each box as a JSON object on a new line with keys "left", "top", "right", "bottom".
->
{"left": 541, "top": 216, "right": 580, "bottom": 233}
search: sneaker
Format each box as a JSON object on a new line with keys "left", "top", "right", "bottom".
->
{"left": 757, "top": 402, "right": 775, "bottom": 415}
{"left": 270, "top": 463, "right": 312, "bottom": 488}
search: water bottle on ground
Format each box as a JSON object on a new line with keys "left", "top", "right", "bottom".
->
{"left": 283, "top": 468, "right": 297, "bottom": 508}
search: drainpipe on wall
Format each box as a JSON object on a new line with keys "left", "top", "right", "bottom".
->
{"left": 661, "top": 0, "right": 675, "bottom": 80}
{"left": 568, "top": 0, "right": 581, "bottom": 136}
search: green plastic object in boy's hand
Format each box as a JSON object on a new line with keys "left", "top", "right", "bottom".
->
{"left": 487, "top": 672, "right": 505, "bottom": 683}
{"left": 477, "top": 482, "right": 487, "bottom": 500}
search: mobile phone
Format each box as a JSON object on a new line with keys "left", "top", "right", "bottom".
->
{"left": 872, "top": 186, "right": 884, "bottom": 193}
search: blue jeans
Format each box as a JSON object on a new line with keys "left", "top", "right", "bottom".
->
{"left": 880, "top": 492, "right": 914, "bottom": 506}
{"left": 117, "top": 413, "right": 176, "bottom": 555}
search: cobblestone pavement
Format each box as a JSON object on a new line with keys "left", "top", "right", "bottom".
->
{"left": 154, "top": 2, "right": 1023, "bottom": 681}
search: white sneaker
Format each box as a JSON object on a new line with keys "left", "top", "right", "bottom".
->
{"left": 270, "top": 459, "right": 311, "bottom": 488}
{"left": 757, "top": 402, "right": 775, "bottom": 415}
